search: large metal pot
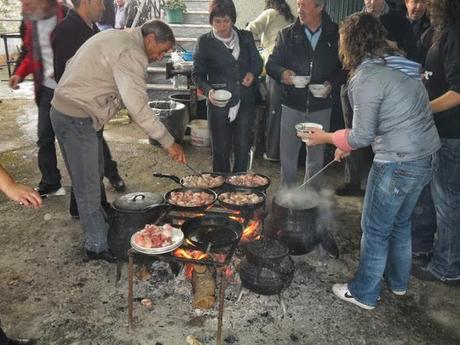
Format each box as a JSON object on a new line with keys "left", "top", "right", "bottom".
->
{"left": 109, "top": 192, "right": 168, "bottom": 260}
{"left": 266, "top": 195, "right": 319, "bottom": 255}
{"left": 148, "top": 100, "right": 188, "bottom": 145}
{"left": 169, "top": 92, "right": 207, "bottom": 121}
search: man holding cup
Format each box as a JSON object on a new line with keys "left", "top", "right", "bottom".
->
{"left": 266, "top": 0, "right": 342, "bottom": 187}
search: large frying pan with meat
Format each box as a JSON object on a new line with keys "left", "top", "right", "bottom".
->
{"left": 164, "top": 187, "right": 217, "bottom": 211}
{"left": 181, "top": 215, "right": 243, "bottom": 251}
{"left": 224, "top": 172, "right": 271, "bottom": 192}
{"left": 153, "top": 172, "right": 225, "bottom": 189}
{"left": 217, "top": 188, "right": 266, "bottom": 211}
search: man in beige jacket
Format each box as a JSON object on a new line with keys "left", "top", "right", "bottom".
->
{"left": 50, "top": 20, "right": 186, "bottom": 262}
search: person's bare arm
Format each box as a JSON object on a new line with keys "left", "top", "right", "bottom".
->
{"left": 431, "top": 90, "right": 460, "bottom": 113}
{"left": 0, "top": 165, "right": 42, "bottom": 208}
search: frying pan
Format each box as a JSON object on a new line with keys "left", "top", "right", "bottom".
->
{"left": 153, "top": 172, "right": 225, "bottom": 189}
{"left": 224, "top": 172, "right": 271, "bottom": 192}
{"left": 181, "top": 215, "right": 243, "bottom": 251}
{"left": 164, "top": 187, "right": 217, "bottom": 211}
{"left": 217, "top": 188, "right": 266, "bottom": 211}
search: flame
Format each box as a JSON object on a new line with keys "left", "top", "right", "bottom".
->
{"left": 242, "top": 218, "right": 262, "bottom": 241}
{"left": 173, "top": 248, "right": 210, "bottom": 279}
{"left": 173, "top": 248, "right": 209, "bottom": 261}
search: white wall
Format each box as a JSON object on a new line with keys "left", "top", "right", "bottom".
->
{"left": 234, "top": 0, "right": 297, "bottom": 29}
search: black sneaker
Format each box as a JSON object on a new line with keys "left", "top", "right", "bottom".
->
{"left": 35, "top": 182, "right": 61, "bottom": 196}
{"left": 335, "top": 183, "right": 365, "bottom": 196}
{"left": 85, "top": 249, "right": 118, "bottom": 263}
{"left": 108, "top": 174, "right": 126, "bottom": 192}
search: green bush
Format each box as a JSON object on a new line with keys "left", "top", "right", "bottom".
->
{"left": 163, "top": 0, "right": 187, "bottom": 12}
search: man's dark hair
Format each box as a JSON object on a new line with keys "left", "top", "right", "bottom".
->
{"left": 141, "top": 20, "right": 176, "bottom": 44}
{"left": 209, "top": 0, "right": 237, "bottom": 25}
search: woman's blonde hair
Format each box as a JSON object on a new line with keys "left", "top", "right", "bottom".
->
{"left": 339, "top": 13, "right": 400, "bottom": 75}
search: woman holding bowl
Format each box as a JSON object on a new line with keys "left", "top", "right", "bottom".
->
{"left": 192, "top": 0, "right": 263, "bottom": 173}
{"left": 304, "top": 13, "right": 440, "bottom": 309}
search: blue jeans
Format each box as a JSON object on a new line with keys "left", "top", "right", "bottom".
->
{"left": 349, "top": 154, "right": 437, "bottom": 306}
{"left": 426, "top": 139, "right": 460, "bottom": 280}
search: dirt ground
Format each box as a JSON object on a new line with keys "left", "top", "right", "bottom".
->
{"left": 0, "top": 83, "right": 459, "bottom": 345}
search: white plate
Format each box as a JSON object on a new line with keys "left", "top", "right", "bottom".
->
{"left": 130, "top": 227, "right": 184, "bottom": 255}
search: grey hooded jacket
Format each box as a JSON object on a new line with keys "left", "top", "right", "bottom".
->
{"left": 348, "top": 56, "right": 440, "bottom": 162}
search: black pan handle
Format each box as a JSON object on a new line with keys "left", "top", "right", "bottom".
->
{"left": 153, "top": 172, "right": 181, "bottom": 184}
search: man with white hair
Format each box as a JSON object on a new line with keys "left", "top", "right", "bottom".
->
{"left": 266, "top": 0, "right": 343, "bottom": 187}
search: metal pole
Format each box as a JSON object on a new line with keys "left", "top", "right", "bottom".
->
{"left": 128, "top": 250, "right": 134, "bottom": 330}
{"left": 130, "top": 0, "right": 148, "bottom": 28}
{"left": 216, "top": 269, "right": 227, "bottom": 345}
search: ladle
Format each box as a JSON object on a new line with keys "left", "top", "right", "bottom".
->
{"left": 296, "top": 159, "right": 336, "bottom": 190}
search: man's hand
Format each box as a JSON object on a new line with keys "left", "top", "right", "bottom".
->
{"left": 5, "top": 183, "right": 42, "bottom": 208}
{"left": 281, "top": 70, "right": 295, "bottom": 85}
{"left": 8, "top": 75, "right": 21, "bottom": 90}
{"left": 166, "top": 142, "right": 186, "bottom": 164}
{"left": 334, "top": 148, "right": 350, "bottom": 162}
{"left": 241, "top": 72, "right": 255, "bottom": 87}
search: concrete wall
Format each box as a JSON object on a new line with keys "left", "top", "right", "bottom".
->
{"left": 234, "top": 0, "right": 297, "bottom": 29}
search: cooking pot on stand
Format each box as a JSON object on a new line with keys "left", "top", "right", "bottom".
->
{"left": 266, "top": 195, "right": 319, "bottom": 255}
{"left": 109, "top": 192, "right": 169, "bottom": 261}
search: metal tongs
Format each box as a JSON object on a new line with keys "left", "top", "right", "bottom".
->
{"left": 184, "top": 162, "right": 201, "bottom": 176}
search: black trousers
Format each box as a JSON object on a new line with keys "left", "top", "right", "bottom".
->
{"left": 340, "top": 84, "right": 373, "bottom": 187}
{"left": 264, "top": 76, "right": 282, "bottom": 160}
{"left": 208, "top": 104, "right": 254, "bottom": 173}
{"left": 36, "top": 86, "right": 61, "bottom": 186}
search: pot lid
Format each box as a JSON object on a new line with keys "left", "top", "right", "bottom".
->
{"left": 112, "top": 192, "right": 164, "bottom": 213}
{"left": 247, "top": 239, "right": 289, "bottom": 260}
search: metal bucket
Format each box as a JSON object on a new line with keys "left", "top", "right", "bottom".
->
{"left": 148, "top": 100, "right": 188, "bottom": 145}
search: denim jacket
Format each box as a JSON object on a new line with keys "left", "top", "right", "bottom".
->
{"left": 348, "top": 57, "right": 441, "bottom": 162}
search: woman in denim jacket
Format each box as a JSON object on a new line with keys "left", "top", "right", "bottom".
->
{"left": 304, "top": 13, "right": 440, "bottom": 309}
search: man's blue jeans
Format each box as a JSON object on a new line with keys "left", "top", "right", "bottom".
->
{"left": 348, "top": 154, "right": 437, "bottom": 306}
{"left": 413, "top": 139, "right": 460, "bottom": 281}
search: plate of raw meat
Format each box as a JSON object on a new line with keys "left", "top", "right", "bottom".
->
{"left": 130, "top": 223, "right": 184, "bottom": 254}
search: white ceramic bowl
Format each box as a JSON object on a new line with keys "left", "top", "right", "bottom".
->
{"left": 290, "top": 75, "right": 311, "bottom": 88}
{"left": 295, "top": 122, "right": 323, "bottom": 145}
{"left": 308, "top": 84, "right": 328, "bottom": 98}
{"left": 213, "top": 89, "right": 232, "bottom": 102}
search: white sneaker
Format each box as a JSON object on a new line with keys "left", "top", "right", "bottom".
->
{"left": 389, "top": 289, "right": 406, "bottom": 296}
{"left": 332, "top": 283, "right": 375, "bottom": 310}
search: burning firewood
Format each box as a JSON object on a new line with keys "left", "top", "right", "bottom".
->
{"left": 191, "top": 264, "right": 215, "bottom": 309}
{"left": 186, "top": 335, "right": 202, "bottom": 345}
